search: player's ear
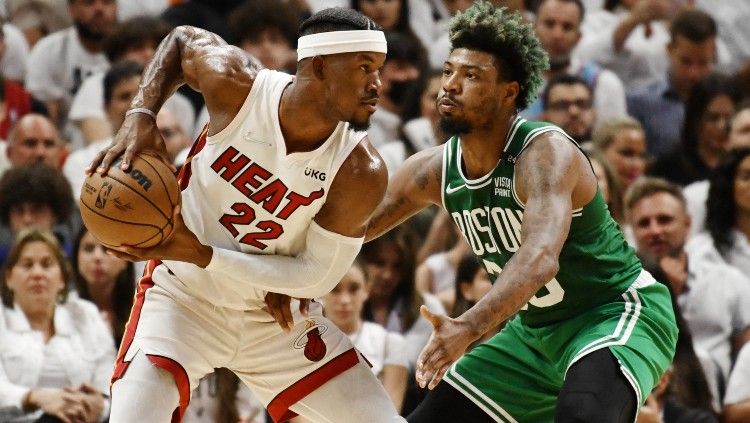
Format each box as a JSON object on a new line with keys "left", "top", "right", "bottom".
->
{"left": 311, "top": 56, "right": 327, "bottom": 81}
{"left": 501, "top": 81, "right": 520, "bottom": 108}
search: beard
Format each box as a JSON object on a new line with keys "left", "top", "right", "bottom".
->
{"left": 74, "top": 20, "right": 107, "bottom": 43}
{"left": 348, "top": 117, "right": 371, "bottom": 132}
{"left": 547, "top": 54, "right": 571, "bottom": 72}
{"left": 439, "top": 116, "right": 471, "bottom": 135}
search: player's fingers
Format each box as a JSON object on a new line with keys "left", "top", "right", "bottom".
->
{"left": 97, "top": 145, "right": 125, "bottom": 175}
{"left": 280, "top": 296, "right": 294, "bottom": 331}
{"left": 105, "top": 247, "right": 139, "bottom": 262}
{"left": 86, "top": 148, "right": 109, "bottom": 176}
{"left": 416, "top": 345, "right": 437, "bottom": 388}
{"left": 428, "top": 362, "right": 450, "bottom": 390}
{"left": 120, "top": 143, "right": 137, "bottom": 171}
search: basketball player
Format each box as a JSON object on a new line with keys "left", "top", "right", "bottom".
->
{"left": 364, "top": 2, "right": 678, "bottom": 422}
{"left": 85, "top": 8, "right": 404, "bottom": 423}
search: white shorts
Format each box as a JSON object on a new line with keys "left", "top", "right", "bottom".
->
{"left": 112, "top": 260, "right": 367, "bottom": 422}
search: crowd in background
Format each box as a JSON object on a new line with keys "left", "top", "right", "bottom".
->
{"left": 0, "top": 0, "right": 749, "bottom": 422}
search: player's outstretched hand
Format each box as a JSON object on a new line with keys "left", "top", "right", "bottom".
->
{"left": 105, "top": 205, "right": 213, "bottom": 268}
{"left": 86, "top": 111, "right": 175, "bottom": 177}
{"left": 264, "top": 293, "right": 311, "bottom": 332}
{"left": 416, "top": 305, "right": 478, "bottom": 390}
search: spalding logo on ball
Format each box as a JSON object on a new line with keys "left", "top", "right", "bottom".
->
{"left": 79, "top": 152, "right": 181, "bottom": 248}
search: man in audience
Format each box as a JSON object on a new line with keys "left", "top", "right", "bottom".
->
{"left": 627, "top": 9, "right": 719, "bottom": 158}
{"left": 626, "top": 177, "right": 750, "bottom": 398}
{"left": 2, "top": 114, "right": 64, "bottom": 175}
{"left": 540, "top": 74, "right": 596, "bottom": 144}
{"left": 228, "top": 0, "right": 299, "bottom": 72}
{"left": 25, "top": 0, "right": 116, "bottom": 144}
{"left": 526, "top": 0, "right": 627, "bottom": 124}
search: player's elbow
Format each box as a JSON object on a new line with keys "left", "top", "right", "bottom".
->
{"left": 530, "top": 247, "right": 560, "bottom": 282}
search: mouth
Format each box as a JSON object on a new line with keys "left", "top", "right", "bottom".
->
{"left": 438, "top": 97, "right": 459, "bottom": 113}
{"left": 361, "top": 99, "right": 379, "bottom": 113}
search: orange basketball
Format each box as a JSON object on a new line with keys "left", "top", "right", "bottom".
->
{"left": 79, "top": 152, "right": 181, "bottom": 248}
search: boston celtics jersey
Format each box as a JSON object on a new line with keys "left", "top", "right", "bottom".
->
{"left": 442, "top": 117, "right": 641, "bottom": 326}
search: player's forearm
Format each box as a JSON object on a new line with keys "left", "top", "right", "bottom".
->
{"left": 131, "top": 25, "right": 201, "bottom": 112}
{"left": 205, "top": 222, "right": 363, "bottom": 298}
{"left": 459, "top": 246, "right": 559, "bottom": 337}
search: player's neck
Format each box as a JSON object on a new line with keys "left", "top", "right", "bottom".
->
{"left": 458, "top": 114, "right": 516, "bottom": 179}
{"left": 278, "top": 80, "right": 340, "bottom": 153}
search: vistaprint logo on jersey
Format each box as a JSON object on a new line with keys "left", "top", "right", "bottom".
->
{"left": 304, "top": 167, "right": 326, "bottom": 181}
{"left": 494, "top": 177, "right": 511, "bottom": 197}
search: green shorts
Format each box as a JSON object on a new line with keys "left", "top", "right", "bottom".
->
{"left": 442, "top": 279, "right": 677, "bottom": 422}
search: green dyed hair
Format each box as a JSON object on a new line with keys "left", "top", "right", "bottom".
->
{"left": 448, "top": 1, "right": 549, "bottom": 110}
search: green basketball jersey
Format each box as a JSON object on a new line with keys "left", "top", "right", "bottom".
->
{"left": 442, "top": 116, "right": 641, "bottom": 326}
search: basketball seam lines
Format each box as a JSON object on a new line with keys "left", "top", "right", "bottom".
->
{"left": 138, "top": 155, "right": 178, "bottom": 207}
{"left": 80, "top": 201, "right": 165, "bottom": 247}
{"left": 105, "top": 173, "right": 172, "bottom": 222}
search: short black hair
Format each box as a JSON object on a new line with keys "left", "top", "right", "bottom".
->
{"left": 385, "top": 30, "right": 426, "bottom": 67}
{"left": 681, "top": 73, "right": 738, "bottom": 163}
{"left": 448, "top": 1, "right": 548, "bottom": 110}
{"left": 541, "top": 74, "right": 590, "bottom": 107}
{"left": 103, "top": 16, "right": 172, "bottom": 62}
{"left": 0, "top": 164, "right": 73, "bottom": 225}
{"left": 670, "top": 9, "right": 717, "bottom": 44}
{"left": 298, "top": 7, "right": 382, "bottom": 37}
{"left": 103, "top": 60, "right": 144, "bottom": 105}
{"left": 229, "top": 0, "right": 300, "bottom": 48}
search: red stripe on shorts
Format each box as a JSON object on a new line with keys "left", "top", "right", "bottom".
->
{"left": 146, "top": 354, "right": 191, "bottom": 423}
{"left": 267, "top": 348, "right": 360, "bottom": 423}
{"left": 178, "top": 124, "right": 209, "bottom": 190}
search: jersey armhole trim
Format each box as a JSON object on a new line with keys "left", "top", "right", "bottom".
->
{"left": 205, "top": 68, "right": 270, "bottom": 144}
{"left": 441, "top": 140, "right": 450, "bottom": 210}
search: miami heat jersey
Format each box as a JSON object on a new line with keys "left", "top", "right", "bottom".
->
{"left": 159, "top": 69, "right": 365, "bottom": 310}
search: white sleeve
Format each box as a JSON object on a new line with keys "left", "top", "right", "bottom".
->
{"left": 25, "top": 37, "right": 64, "bottom": 101}
{"left": 725, "top": 343, "right": 750, "bottom": 405}
{"left": 0, "top": 24, "right": 28, "bottom": 81}
{"left": 205, "top": 221, "right": 363, "bottom": 299}
{"left": 383, "top": 332, "right": 409, "bottom": 369}
{"left": 69, "top": 73, "right": 106, "bottom": 121}
{"left": 592, "top": 70, "right": 627, "bottom": 124}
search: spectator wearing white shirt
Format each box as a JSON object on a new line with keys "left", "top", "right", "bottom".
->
{"left": 688, "top": 147, "right": 750, "bottom": 276}
{"left": 525, "top": 0, "right": 627, "bottom": 125}
{"left": 323, "top": 260, "right": 408, "bottom": 412}
{"left": 0, "top": 229, "right": 115, "bottom": 423}
{"left": 724, "top": 343, "right": 750, "bottom": 423}
{"left": 627, "top": 177, "right": 750, "bottom": 397}
{"left": 24, "top": 0, "right": 116, "bottom": 141}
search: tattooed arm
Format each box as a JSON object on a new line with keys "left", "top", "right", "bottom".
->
{"left": 415, "top": 132, "right": 597, "bottom": 389}
{"left": 88, "top": 25, "right": 263, "bottom": 174}
{"left": 365, "top": 146, "right": 445, "bottom": 241}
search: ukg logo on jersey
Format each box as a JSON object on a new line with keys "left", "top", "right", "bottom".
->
{"left": 304, "top": 167, "right": 326, "bottom": 181}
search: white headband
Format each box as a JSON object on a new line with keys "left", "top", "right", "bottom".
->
{"left": 297, "top": 30, "right": 387, "bottom": 61}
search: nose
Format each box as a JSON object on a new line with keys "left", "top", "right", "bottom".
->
{"left": 442, "top": 73, "right": 460, "bottom": 94}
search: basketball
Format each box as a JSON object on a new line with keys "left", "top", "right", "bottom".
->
{"left": 79, "top": 152, "right": 181, "bottom": 248}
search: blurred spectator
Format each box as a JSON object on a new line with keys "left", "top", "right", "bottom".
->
{"left": 352, "top": 0, "right": 414, "bottom": 35}
{"left": 361, "top": 227, "right": 446, "bottom": 368}
{"left": 583, "top": 145, "right": 625, "bottom": 224}
{"left": 24, "top": 0, "right": 116, "bottom": 138}
{"left": 724, "top": 342, "right": 750, "bottom": 423}
{"left": 117, "top": 0, "right": 169, "bottom": 21}
{"left": 184, "top": 368, "right": 266, "bottom": 423}
{"left": 368, "top": 30, "right": 426, "bottom": 175}
{"left": 540, "top": 74, "right": 596, "bottom": 143}
{"left": 684, "top": 100, "right": 750, "bottom": 237}
{"left": 158, "top": 104, "right": 193, "bottom": 168}
{"left": 649, "top": 74, "right": 739, "bottom": 186}
{"left": 525, "top": 0, "right": 627, "bottom": 125}
{"left": 402, "top": 70, "right": 446, "bottom": 153}
{"left": 64, "top": 60, "right": 141, "bottom": 199}
{"left": 0, "top": 75, "right": 41, "bottom": 142}
{"left": 415, "top": 217, "right": 469, "bottom": 311}
{"left": 626, "top": 177, "right": 750, "bottom": 393}
{"left": 68, "top": 16, "right": 175, "bottom": 145}
{"left": 687, "top": 148, "right": 750, "bottom": 275}
{"left": 229, "top": 0, "right": 299, "bottom": 72}
{"left": 323, "top": 259, "right": 408, "bottom": 412}
{"left": 0, "top": 21, "right": 31, "bottom": 83}
{"left": 627, "top": 9, "right": 719, "bottom": 158}
{"left": 0, "top": 228, "right": 115, "bottom": 423}
{"left": 4, "top": 113, "right": 63, "bottom": 171}
{"left": 694, "top": 0, "right": 750, "bottom": 73}
{"left": 592, "top": 116, "right": 646, "bottom": 192}
{"left": 449, "top": 254, "right": 499, "bottom": 347}
{"left": 576, "top": 0, "right": 671, "bottom": 90}
{"left": 71, "top": 226, "right": 133, "bottom": 347}
{"left": 0, "top": 164, "right": 75, "bottom": 261}
{"left": 161, "top": 0, "right": 237, "bottom": 43}
{"left": 5, "top": 0, "right": 71, "bottom": 47}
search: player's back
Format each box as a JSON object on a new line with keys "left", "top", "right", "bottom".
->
{"left": 160, "top": 69, "right": 365, "bottom": 310}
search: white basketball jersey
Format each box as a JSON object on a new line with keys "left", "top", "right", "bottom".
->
{"left": 159, "top": 69, "right": 364, "bottom": 310}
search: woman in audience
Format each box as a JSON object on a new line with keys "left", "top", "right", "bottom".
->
{"left": 72, "top": 227, "right": 135, "bottom": 348}
{"left": 0, "top": 229, "right": 115, "bottom": 423}
{"left": 649, "top": 74, "right": 740, "bottom": 186}
{"left": 592, "top": 116, "right": 647, "bottom": 194}
{"left": 323, "top": 259, "right": 408, "bottom": 412}
{"left": 361, "top": 226, "right": 446, "bottom": 368}
{"left": 352, "top": 0, "right": 414, "bottom": 35}
{"left": 688, "top": 147, "right": 750, "bottom": 275}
